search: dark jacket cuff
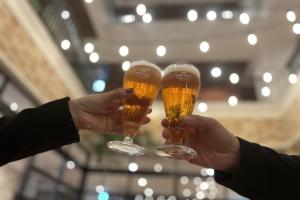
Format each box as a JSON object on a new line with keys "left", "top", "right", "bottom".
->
{"left": 0, "top": 97, "right": 80, "bottom": 166}
{"left": 35, "top": 97, "right": 80, "bottom": 145}
{"left": 214, "top": 137, "right": 263, "bottom": 198}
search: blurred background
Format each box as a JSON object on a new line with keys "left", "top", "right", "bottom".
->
{"left": 0, "top": 0, "right": 300, "bottom": 199}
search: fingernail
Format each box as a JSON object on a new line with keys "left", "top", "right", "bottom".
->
{"left": 125, "top": 88, "right": 134, "bottom": 93}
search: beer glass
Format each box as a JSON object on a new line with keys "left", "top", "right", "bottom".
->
{"left": 108, "top": 61, "right": 161, "bottom": 155}
{"left": 156, "top": 64, "right": 200, "bottom": 159}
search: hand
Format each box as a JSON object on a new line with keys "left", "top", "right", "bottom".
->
{"left": 162, "top": 115, "right": 240, "bottom": 172}
{"left": 69, "top": 88, "right": 150, "bottom": 133}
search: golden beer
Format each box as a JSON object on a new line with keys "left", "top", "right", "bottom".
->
{"left": 157, "top": 64, "right": 200, "bottom": 158}
{"left": 123, "top": 61, "right": 161, "bottom": 137}
{"left": 108, "top": 60, "right": 161, "bottom": 156}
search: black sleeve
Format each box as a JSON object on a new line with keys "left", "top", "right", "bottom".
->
{"left": 0, "top": 97, "right": 80, "bottom": 166}
{"left": 214, "top": 138, "right": 300, "bottom": 199}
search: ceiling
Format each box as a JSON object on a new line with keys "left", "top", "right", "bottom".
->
{"left": 29, "top": 0, "right": 300, "bottom": 107}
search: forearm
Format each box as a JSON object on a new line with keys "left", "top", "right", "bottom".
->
{"left": 0, "top": 98, "right": 79, "bottom": 166}
{"left": 215, "top": 138, "right": 300, "bottom": 199}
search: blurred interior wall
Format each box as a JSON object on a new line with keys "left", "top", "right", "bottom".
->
{"left": 0, "top": 0, "right": 85, "bottom": 102}
{"left": 0, "top": 0, "right": 85, "bottom": 199}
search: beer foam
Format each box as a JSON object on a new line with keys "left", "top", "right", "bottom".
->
{"left": 163, "top": 64, "right": 200, "bottom": 79}
{"left": 129, "top": 60, "right": 162, "bottom": 73}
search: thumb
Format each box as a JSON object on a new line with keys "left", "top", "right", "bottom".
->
{"left": 104, "top": 88, "right": 134, "bottom": 102}
{"left": 182, "top": 115, "right": 218, "bottom": 129}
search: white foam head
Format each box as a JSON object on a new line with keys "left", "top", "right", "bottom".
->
{"left": 129, "top": 60, "right": 162, "bottom": 73}
{"left": 164, "top": 64, "right": 200, "bottom": 79}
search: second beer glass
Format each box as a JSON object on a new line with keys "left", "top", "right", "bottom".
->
{"left": 108, "top": 61, "right": 161, "bottom": 155}
{"left": 156, "top": 64, "right": 200, "bottom": 159}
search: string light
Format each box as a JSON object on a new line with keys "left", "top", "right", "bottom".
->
{"left": 187, "top": 9, "right": 198, "bottom": 22}
{"left": 144, "top": 188, "right": 154, "bottom": 197}
{"left": 239, "top": 13, "right": 250, "bottom": 24}
{"left": 293, "top": 23, "right": 300, "bottom": 34}
{"left": 199, "top": 41, "right": 210, "bottom": 53}
{"left": 289, "top": 73, "right": 298, "bottom": 84}
{"left": 198, "top": 102, "right": 208, "bottom": 113}
{"left": 211, "top": 67, "right": 222, "bottom": 78}
{"left": 156, "top": 45, "right": 167, "bottom": 57}
{"left": 229, "top": 73, "right": 239, "bottom": 84}
{"left": 167, "top": 196, "right": 176, "bottom": 200}
{"left": 128, "top": 162, "right": 139, "bottom": 172}
{"left": 143, "top": 13, "right": 152, "bottom": 23}
{"left": 84, "top": 42, "right": 94, "bottom": 54}
{"left": 92, "top": 80, "right": 105, "bottom": 92}
{"left": 60, "top": 39, "right": 71, "bottom": 50}
{"left": 182, "top": 189, "right": 192, "bottom": 197}
{"left": 247, "top": 34, "right": 258, "bottom": 45}
{"left": 286, "top": 11, "right": 296, "bottom": 22}
{"left": 138, "top": 178, "right": 148, "bottom": 187}
{"left": 98, "top": 192, "right": 109, "bottom": 200}
{"left": 196, "top": 191, "right": 205, "bottom": 200}
{"left": 263, "top": 72, "right": 272, "bottom": 83}
{"left": 207, "top": 10, "right": 217, "bottom": 21}
{"left": 200, "top": 168, "right": 207, "bottom": 176}
{"left": 228, "top": 96, "right": 238, "bottom": 106}
{"left": 61, "top": 10, "right": 70, "bottom": 20}
{"left": 122, "top": 61, "right": 130, "bottom": 71}
{"left": 193, "top": 177, "right": 202, "bottom": 185}
{"left": 85, "top": 0, "right": 94, "bottom": 3}
{"left": 121, "top": 15, "right": 135, "bottom": 23}
{"left": 180, "top": 176, "right": 189, "bottom": 185}
{"left": 96, "top": 185, "right": 105, "bottom": 193}
{"left": 66, "top": 161, "right": 75, "bottom": 169}
{"left": 136, "top": 4, "right": 146, "bottom": 16}
{"left": 119, "top": 46, "right": 129, "bottom": 57}
{"left": 200, "top": 182, "right": 209, "bottom": 190}
{"left": 10, "top": 102, "right": 18, "bottom": 111}
{"left": 153, "top": 163, "right": 163, "bottom": 172}
{"left": 89, "top": 52, "right": 99, "bottom": 63}
{"left": 222, "top": 10, "right": 233, "bottom": 19}
{"left": 206, "top": 168, "right": 214, "bottom": 176}
{"left": 261, "top": 86, "right": 271, "bottom": 97}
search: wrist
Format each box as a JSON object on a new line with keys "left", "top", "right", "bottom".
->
{"left": 68, "top": 100, "right": 80, "bottom": 130}
{"left": 224, "top": 137, "right": 240, "bottom": 173}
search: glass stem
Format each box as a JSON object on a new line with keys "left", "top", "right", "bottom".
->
{"left": 124, "top": 136, "right": 133, "bottom": 144}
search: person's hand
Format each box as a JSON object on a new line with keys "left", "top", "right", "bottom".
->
{"left": 68, "top": 88, "right": 150, "bottom": 133}
{"left": 162, "top": 115, "right": 240, "bottom": 172}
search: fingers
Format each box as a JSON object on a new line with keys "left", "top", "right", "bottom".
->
{"left": 161, "top": 119, "right": 169, "bottom": 127}
{"left": 162, "top": 128, "right": 172, "bottom": 139}
{"left": 142, "top": 117, "right": 150, "bottom": 124}
{"left": 182, "top": 115, "right": 219, "bottom": 129}
{"left": 106, "top": 88, "right": 135, "bottom": 102}
{"left": 161, "top": 116, "right": 219, "bottom": 129}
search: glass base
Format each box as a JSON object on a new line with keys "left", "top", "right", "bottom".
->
{"left": 107, "top": 140, "right": 145, "bottom": 156}
{"left": 156, "top": 144, "right": 197, "bottom": 160}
